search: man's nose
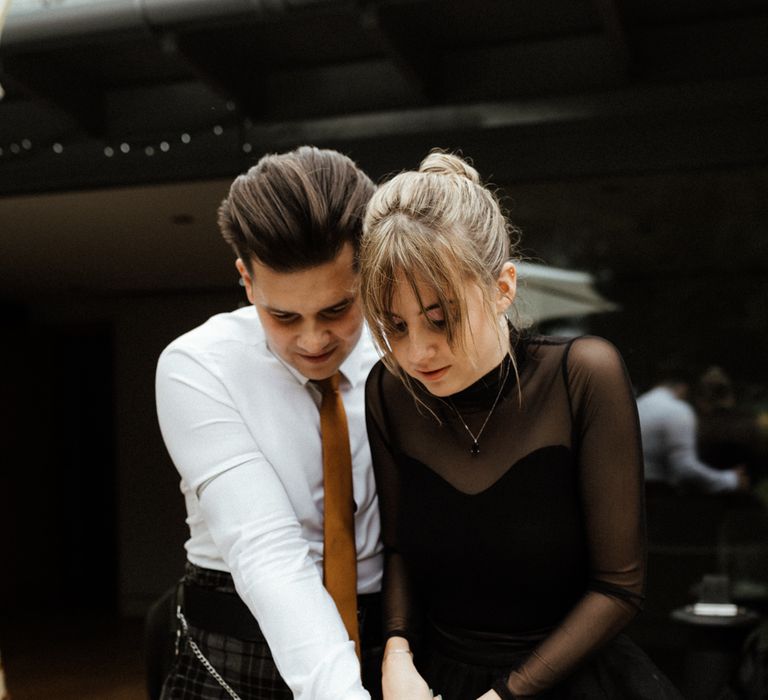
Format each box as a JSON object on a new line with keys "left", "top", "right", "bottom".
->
{"left": 298, "top": 325, "right": 330, "bottom": 354}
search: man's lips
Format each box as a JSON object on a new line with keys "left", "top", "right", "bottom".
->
{"left": 298, "top": 348, "right": 336, "bottom": 363}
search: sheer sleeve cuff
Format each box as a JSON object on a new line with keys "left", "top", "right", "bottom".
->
{"left": 385, "top": 628, "right": 421, "bottom": 652}
{"left": 492, "top": 676, "right": 518, "bottom": 700}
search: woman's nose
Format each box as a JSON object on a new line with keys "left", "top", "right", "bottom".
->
{"left": 407, "top": 330, "right": 436, "bottom": 365}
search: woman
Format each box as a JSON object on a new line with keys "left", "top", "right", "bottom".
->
{"left": 359, "top": 151, "right": 681, "bottom": 699}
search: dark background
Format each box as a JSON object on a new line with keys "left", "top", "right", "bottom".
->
{"left": 1, "top": 0, "right": 767, "bottom": 692}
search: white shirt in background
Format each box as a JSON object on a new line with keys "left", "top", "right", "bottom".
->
{"left": 637, "top": 385, "right": 739, "bottom": 493}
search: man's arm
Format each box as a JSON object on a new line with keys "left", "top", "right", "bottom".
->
{"left": 156, "top": 345, "right": 369, "bottom": 700}
{"left": 666, "top": 407, "right": 740, "bottom": 493}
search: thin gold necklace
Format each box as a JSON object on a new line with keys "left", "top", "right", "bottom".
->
{"left": 447, "top": 361, "right": 510, "bottom": 456}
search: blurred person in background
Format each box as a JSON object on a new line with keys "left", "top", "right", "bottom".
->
{"left": 637, "top": 365, "right": 750, "bottom": 494}
{"left": 696, "top": 366, "right": 767, "bottom": 479}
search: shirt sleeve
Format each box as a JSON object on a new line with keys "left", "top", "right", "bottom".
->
{"left": 504, "top": 337, "right": 646, "bottom": 696}
{"left": 665, "top": 404, "right": 740, "bottom": 492}
{"left": 156, "top": 345, "right": 369, "bottom": 700}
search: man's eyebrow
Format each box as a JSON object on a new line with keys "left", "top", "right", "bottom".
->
{"left": 263, "top": 305, "right": 295, "bottom": 315}
{"left": 319, "top": 297, "right": 354, "bottom": 313}
{"left": 264, "top": 297, "right": 354, "bottom": 315}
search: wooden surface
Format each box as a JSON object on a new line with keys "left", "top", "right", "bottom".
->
{"left": 2, "top": 614, "right": 145, "bottom": 700}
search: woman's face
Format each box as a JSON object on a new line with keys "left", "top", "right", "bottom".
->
{"left": 385, "top": 269, "right": 514, "bottom": 396}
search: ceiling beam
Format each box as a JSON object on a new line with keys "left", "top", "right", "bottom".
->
{"left": 1, "top": 54, "right": 106, "bottom": 136}
{"left": 589, "top": 0, "right": 633, "bottom": 79}
{"left": 357, "top": 1, "right": 439, "bottom": 102}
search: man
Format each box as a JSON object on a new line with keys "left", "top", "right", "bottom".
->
{"left": 155, "top": 146, "right": 382, "bottom": 699}
{"left": 637, "top": 372, "right": 749, "bottom": 493}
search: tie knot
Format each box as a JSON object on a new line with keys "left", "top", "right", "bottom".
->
{"left": 317, "top": 372, "right": 341, "bottom": 395}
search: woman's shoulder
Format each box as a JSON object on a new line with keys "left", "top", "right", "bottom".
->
{"left": 365, "top": 358, "right": 406, "bottom": 400}
{"left": 524, "top": 333, "right": 622, "bottom": 363}
{"left": 522, "top": 334, "right": 627, "bottom": 388}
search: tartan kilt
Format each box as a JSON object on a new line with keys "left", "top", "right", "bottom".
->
{"left": 159, "top": 563, "right": 382, "bottom": 700}
{"left": 160, "top": 619, "right": 291, "bottom": 700}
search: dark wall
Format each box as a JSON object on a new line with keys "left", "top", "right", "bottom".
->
{"left": 2, "top": 320, "right": 115, "bottom": 614}
{"left": 2, "top": 290, "right": 242, "bottom": 617}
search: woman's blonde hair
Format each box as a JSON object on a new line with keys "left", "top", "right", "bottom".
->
{"left": 360, "top": 150, "right": 521, "bottom": 386}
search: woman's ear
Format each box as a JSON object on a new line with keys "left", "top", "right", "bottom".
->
{"left": 495, "top": 262, "right": 517, "bottom": 312}
{"left": 235, "top": 258, "right": 256, "bottom": 306}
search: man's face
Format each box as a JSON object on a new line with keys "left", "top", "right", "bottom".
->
{"left": 236, "top": 243, "right": 363, "bottom": 381}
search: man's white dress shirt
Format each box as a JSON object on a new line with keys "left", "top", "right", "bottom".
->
{"left": 637, "top": 386, "right": 739, "bottom": 493}
{"left": 156, "top": 306, "right": 382, "bottom": 700}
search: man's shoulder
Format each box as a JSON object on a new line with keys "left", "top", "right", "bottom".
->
{"left": 638, "top": 387, "right": 694, "bottom": 420}
{"left": 163, "top": 306, "right": 265, "bottom": 357}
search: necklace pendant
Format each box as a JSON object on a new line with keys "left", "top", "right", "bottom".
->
{"left": 470, "top": 441, "right": 480, "bottom": 457}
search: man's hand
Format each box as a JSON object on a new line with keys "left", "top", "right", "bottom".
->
{"left": 734, "top": 464, "right": 751, "bottom": 490}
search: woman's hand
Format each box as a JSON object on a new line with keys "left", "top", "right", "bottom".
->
{"left": 382, "top": 636, "right": 435, "bottom": 700}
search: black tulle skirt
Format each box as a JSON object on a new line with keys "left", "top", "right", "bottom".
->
{"left": 417, "top": 625, "right": 683, "bottom": 700}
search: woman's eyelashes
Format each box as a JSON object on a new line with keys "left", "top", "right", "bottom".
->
{"left": 387, "top": 317, "right": 408, "bottom": 336}
{"left": 386, "top": 309, "right": 446, "bottom": 337}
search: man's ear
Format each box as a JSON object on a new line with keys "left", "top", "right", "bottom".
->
{"left": 235, "top": 258, "right": 256, "bottom": 306}
{"left": 495, "top": 261, "right": 517, "bottom": 313}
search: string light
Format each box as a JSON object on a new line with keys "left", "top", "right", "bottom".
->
{"left": 0, "top": 111, "right": 261, "bottom": 164}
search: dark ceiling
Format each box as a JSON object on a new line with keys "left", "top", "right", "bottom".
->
{"left": 1, "top": 0, "right": 768, "bottom": 194}
{"left": 1, "top": 0, "right": 767, "bottom": 336}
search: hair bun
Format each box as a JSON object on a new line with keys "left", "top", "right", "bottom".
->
{"left": 419, "top": 151, "right": 480, "bottom": 184}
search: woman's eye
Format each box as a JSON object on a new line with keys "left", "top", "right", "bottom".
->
{"left": 389, "top": 319, "right": 407, "bottom": 336}
{"left": 426, "top": 310, "right": 446, "bottom": 328}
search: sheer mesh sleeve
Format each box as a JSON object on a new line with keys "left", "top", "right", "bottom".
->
{"left": 505, "top": 337, "right": 646, "bottom": 696}
{"left": 365, "top": 363, "right": 424, "bottom": 646}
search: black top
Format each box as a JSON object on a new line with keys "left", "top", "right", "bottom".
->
{"left": 365, "top": 334, "right": 646, "bottom": 695}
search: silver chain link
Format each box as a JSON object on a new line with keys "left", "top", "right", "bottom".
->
{"left": 176, "top": 605, "right": 243, "bottom": 700}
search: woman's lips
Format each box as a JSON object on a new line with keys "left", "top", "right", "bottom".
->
{"left": 416, "top": 366, "right": 449, "bottom": 382}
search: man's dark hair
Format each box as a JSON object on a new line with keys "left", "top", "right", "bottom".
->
{"left": 218, "top": 146, "right": 375, "bottom": 272}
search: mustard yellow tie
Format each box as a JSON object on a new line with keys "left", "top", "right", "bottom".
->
{"left": 317, "top": 372, "right": 360, "bottom": 658}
